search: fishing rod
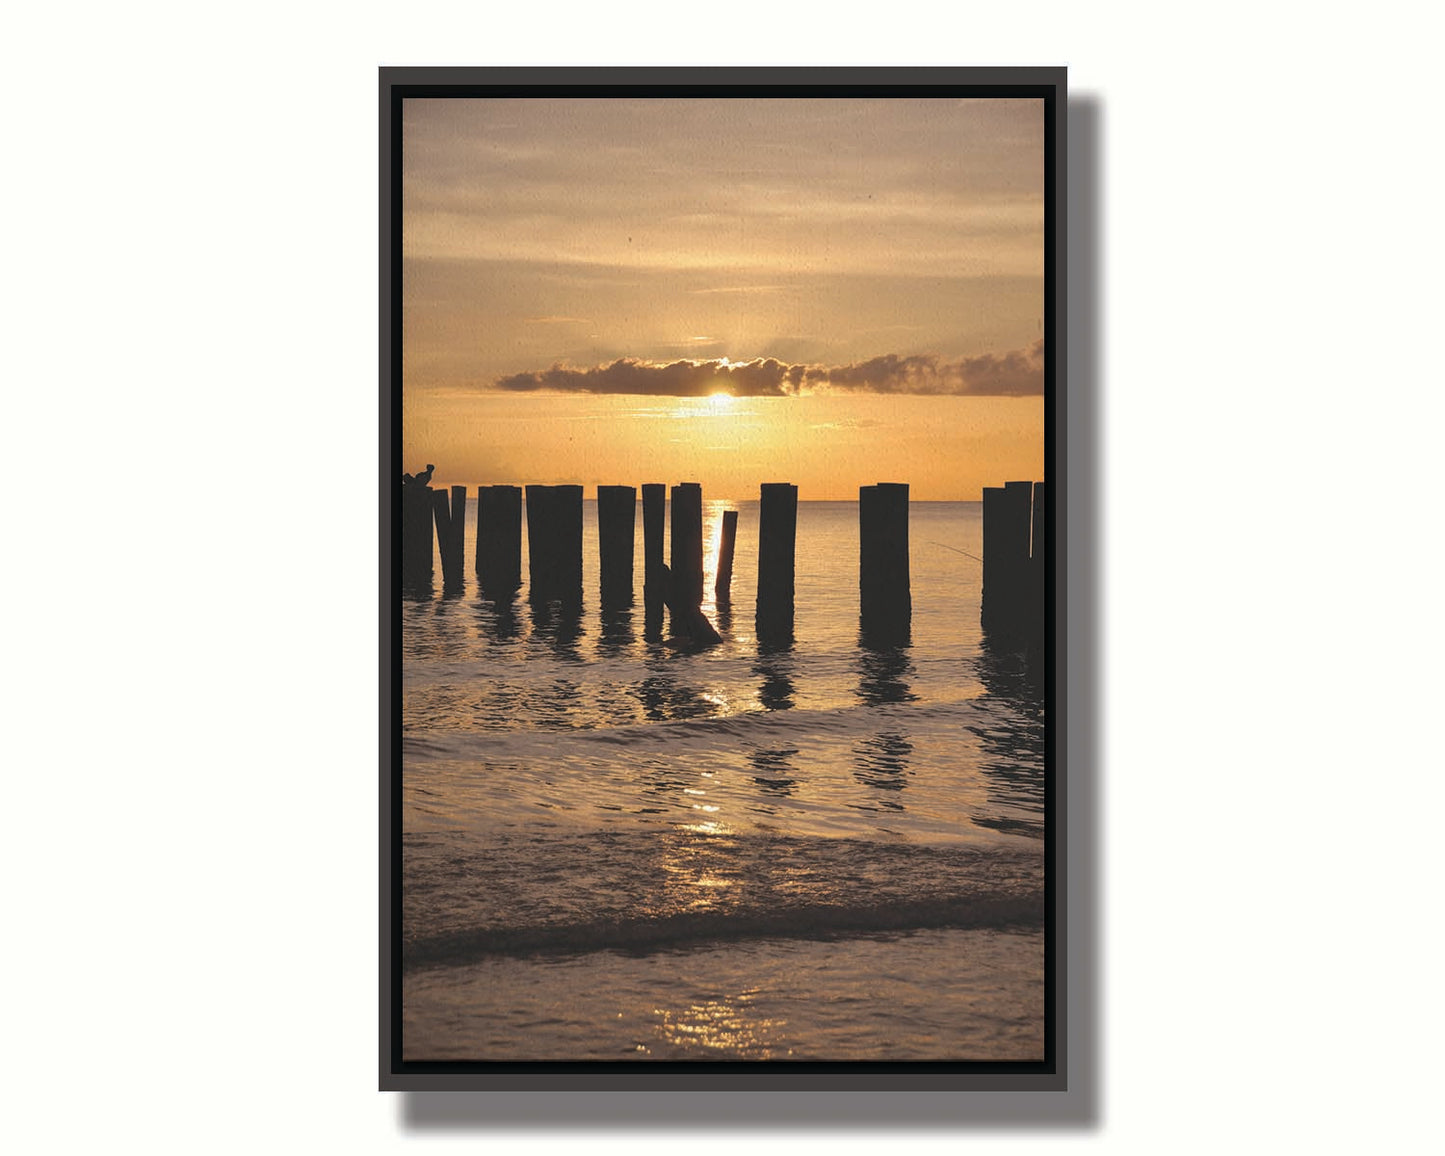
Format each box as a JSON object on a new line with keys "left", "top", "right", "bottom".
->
{"left": 928, "top": 540, "right": 983, "bottom": 564}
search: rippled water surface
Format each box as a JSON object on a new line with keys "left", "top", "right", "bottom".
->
{"left": 401, "top": 499, "right": 1046, "bottom": 1062}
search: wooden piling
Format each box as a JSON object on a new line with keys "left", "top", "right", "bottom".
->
{"left": 525, "top": 484, "right": 584, "bottom": 605}
{"left": 597, "top": 485, "right": 636, "bottom": 609}
{"left": 476, "top": 484, "right": 522, "bottom": 595}
{"left": 715, "top": 509, "right": 739, "bottom": 603}
{"left": 642, "top": 483, "right": 666, "bottom": 638}
{"left": 444, "top": 485, "right": 467, "bottom": 582}
{"left": 670, "top": 482, "right": 704, "bottom": 611}
{"left": 859, "top": 482, "right": 910, "bottom": 641}
{"left": 431, "top": 488, "right": 464, "bottom": 586}
{"left": 401, "top": 483, "right": 434, "bottom": 587}
{"left": 556, "top": 484, "right": 584, "bottom": 605}
{"left": 1030, "top": 481, "right": 1046, "bottom": 565}
{"left": 982, "top": 480, "right": 1035, "bottom": 633}
{"left": 1003, "top": 480, "right": 1033, "bottom": 629}
{"left": 1030, "top": 481, "right": 1046, "bottom": 625}
{"left": 756, "top": 483, "right": 798, "bottom": 641}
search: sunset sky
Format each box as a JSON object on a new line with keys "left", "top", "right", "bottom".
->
{"left": 402, "top": 97, "right": 1045, "bottom": 500}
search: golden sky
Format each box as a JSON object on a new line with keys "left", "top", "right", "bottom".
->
{"left": 402, "top": 97, "right": 1045, "bottom": 500}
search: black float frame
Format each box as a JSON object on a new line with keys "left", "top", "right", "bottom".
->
{"left": 381, "top": 66, "right": 1067, "bottom": 1092}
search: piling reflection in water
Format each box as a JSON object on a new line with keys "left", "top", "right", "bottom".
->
{"left": 754, "top": 640, "right": 797, "bottom": 712}
{"left": 597, "top": 606, "right": 635, "bottom": 656}
{"left": 852, "top": 732, "right": 913, "bottom": 809}
{"left": 851, "top": 637, "right": 916, "bottom": 810}
{"left": 406, "top": 594, "right": 477, "bottom": 661}
{"left": 750, "top": 747, "right": 800, "bottom": 796}
{"left": 971, "top": 631, "right": 1045, "bottom": 837}
{"left": 855, "top": 638, "right": 919, "bottom": 706}
{"left": 528, "top": 598, "right": 585, "bottom": 664}
{"left": 401, "top": 574, "right": 434, "bottom": 603}
{"left": 634, "top": 646, "right": 722, "bottom": 722}
{"left": 474, "top": 592, "right": 522, "bottom": 643}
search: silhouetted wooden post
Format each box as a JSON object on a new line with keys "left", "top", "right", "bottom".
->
{"left": 1003, "top": 480, "right": 1033, "bottom": 628}
{"left": 715, "top": 509, "right": 739, "bottom": 603}
{"left": 756, "top": 483, "right": 798, "bottom": 641}
{"left": 642, "top": 483, "right": 666, "bottom": 637}
{"left": 431, "top": 488, "right": 464, "bottom": 586}
{"left": 556, "top": 484, "right": 584, "bottom": 605}
{"left": 402, "top": 484, "right": 434, "bottom": 586}
{"left": 670, "top": 482, "right": 703, "bottom": 612}
{"left": 476, "top": 485, "right": 522, "bottom": 596}
{"left": 443, "top": 485, "right": 467, "bottom": 583}
{"left": 982, "top": 481, "right": 1033, "bottom": 632}
{"left": 859, "top": 482, "right": 910, "bottom": 642}
{"left": 982, "top": 487, "right": 1003, "bottom": 628}
{"left": 524, "top": 484, "right": 583, "bottom": 605}
{"left": 597, "top": 485, "right": 636, "bottom": 609}
{"left": 525, "top": 485, "right": 555, "bottom": 601}
{"left": 1030, "top": 481, "right": 1046, "bottom": 629}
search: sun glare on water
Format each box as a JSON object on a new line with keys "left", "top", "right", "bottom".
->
{"left": 707, "top": 391, "right": 734, "bottom": 414}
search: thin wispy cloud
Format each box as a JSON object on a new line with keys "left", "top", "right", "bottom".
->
{"left": 688, "top": 284, "right": 788, "bottom": 295}
{"left": 492, "top": 341, "right": 1044, "bottom": 398}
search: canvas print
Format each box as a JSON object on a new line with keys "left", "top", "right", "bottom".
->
{"left": 391, "top": 80, "right": 1056, "bottom": 1070}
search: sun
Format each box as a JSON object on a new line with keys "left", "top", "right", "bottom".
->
{"left": 706, "top": 391, "right": 734, "bottom": 414}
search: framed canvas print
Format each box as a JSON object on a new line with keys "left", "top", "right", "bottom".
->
{"left": 382, "top": 66, "right": 1065, "bottom": 1090}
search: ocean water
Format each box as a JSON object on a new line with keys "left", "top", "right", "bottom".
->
{"left": 400, "top": 499, "right": 1047, "bottom": 1062}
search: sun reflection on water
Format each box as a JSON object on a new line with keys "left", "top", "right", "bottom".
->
{"left": 653, "top": 990, "right": 789, "bottom": 1059}
{"left": 678, "top": 820, "right": 731, "bottom": 835}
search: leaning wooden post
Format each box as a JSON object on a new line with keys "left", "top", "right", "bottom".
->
{"left": 756, "top": 482, "right": 798, "bottom": 641}
{"left": 442, "top": 484, "right": 467, "bottom": 583}
{"left": 669, "top": 482, "right": 704, "bottom": 612}
{"left": 402, "top": 483, "right": 434, "bottom": 587}
{"left": 597, "top": 485, "right": 636, "bottom": 609}
{"left": 859, "top": 482, "right": 910, "bottom": 642}
{"left": 642, "top": 483, "right": 666, "bottom": 637}
{"left": 431, "top": 488, "right": 462, "bottom": 586}
{"left": 715, "top": 509, "right": 739, "bottom": 604}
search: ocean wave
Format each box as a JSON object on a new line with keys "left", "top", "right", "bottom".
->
{"left": 403, "top": 696, "right": 982, "bottom": 760}
{"left": 403, "top": 829, "right": 1043, "bottom": 970}
{"left": 403, "top": 891, "right": 1044, "bottom": 969}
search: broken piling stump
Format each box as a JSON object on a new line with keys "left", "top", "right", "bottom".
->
{"left": 715, "top": 509, "right": 739, "bottom": 604}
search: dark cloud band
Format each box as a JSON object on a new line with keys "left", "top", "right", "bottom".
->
{"left": 493, "top": 341, "right": 1044, "bottom": 397}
